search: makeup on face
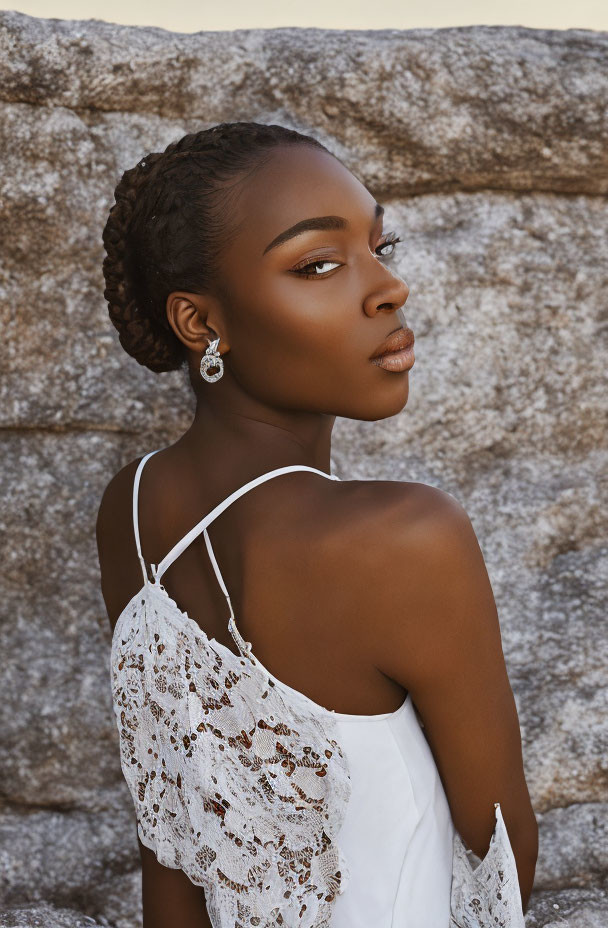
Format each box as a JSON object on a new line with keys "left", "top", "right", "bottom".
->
{"left": 262, "top": 203, "right": 385, "bottom": 256}
{"left": 370, "top": 326, "right": 415, "bottom": 372}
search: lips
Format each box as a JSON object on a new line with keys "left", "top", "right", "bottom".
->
{"left": 370, "top": 326, "right": 415, "bottom": 359}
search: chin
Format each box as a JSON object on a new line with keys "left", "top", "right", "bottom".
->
{"left": 358, "top": 377, "right": 410, "bottom": 421}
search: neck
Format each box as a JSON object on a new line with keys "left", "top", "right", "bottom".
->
{"left": 177, "top": 383, "right": 336, "bottom": 477}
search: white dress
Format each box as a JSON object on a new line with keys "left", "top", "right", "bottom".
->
{"left": 111, "top": 448, "right": 525, "bottom": 928}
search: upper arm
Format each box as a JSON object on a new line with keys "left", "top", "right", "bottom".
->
{"left": 370, "top": 485, "right": 538, "bottom": 906}
{"left": 138, "top": 836, "right": 212, "bottom": 928}
{"left": 95, "top": 458, "right": 143, "bottom": 629}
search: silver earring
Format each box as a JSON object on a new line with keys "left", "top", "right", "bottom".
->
{"left": 200, "top": 337, "right": 224, "bottom": 382}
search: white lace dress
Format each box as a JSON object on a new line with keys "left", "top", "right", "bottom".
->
{"left": 110, "top": 450, "right": 526, "bottom": 928}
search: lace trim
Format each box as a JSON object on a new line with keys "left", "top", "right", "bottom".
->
{"left": 111, "top": 585, "right": 352, "bottom": 928}
{"left": 450, "top": 803, "right": 525, "bottom": 927}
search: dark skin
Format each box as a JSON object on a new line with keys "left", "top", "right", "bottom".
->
{"left": 97, "top": 144, "right": 538, "bottom": 926}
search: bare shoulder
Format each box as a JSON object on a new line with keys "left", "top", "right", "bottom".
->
{"left": 332, "top": 475, "right": 495, "bottom": 684}
{"left": 97, "top": 455, "right": 143, "bottom": 523}
{"left": 321, "top": 476, "right": 471, "bottom": 634}
{"left": 96, "top": 455, "right": 146, "bottom": 632}
{"left": 331, "top": 475, "right": 469, "bottom": 561}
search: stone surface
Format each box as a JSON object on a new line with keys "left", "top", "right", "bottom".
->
{"left": 0, "top": 904, "right": 102, "bottom": 927}
{"left": 1, "top": 9, "right": 606, "bottom": 928}
{"left": 0, "top": 806, "right": 138, "bottom": 908}
{"left": 534, "top": 804, "right": 608, "bottom": 890}
{"left": 0, "top": 12, "right": 607, "bottom": 196}
{"left": 525, "top": 888, "right": 608, "bottom": 927}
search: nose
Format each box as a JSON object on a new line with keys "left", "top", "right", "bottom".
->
{"left": 363, "top": 264, "right": 409, "bottom": 318}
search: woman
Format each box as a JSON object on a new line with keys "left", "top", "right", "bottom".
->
{"left": 97, "top": 122, "right": 538, "bottom": 928}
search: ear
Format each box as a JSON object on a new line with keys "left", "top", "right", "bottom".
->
{"left": 165, "top": 291, "right": 227, "bottom": 355}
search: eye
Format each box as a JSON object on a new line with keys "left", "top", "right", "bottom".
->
{"left": 290, "top": 231, "right": 403, "bottom": 279}
{"left": 291, "top": 258, "right": 342, "bottom": 278}
{"left": 375, "top": 231, "right": 403, "bottom": 259}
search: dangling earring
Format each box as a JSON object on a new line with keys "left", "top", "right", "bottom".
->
{"left": 200, "top": 336, "right": 224, "bottom": 382}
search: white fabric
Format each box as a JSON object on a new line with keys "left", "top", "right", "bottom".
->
{"left": 111, "top": 449, "right": 525, "bottom": 928}
{"left": 330, "top": 699, "right": 455, "bottom": 927}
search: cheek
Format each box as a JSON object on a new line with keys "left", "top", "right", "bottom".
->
{"left": 231, "top": 272, "right": 351, "bottom": 365}
{"left": 225, "top": 271, "right": 375, "bottom": 407}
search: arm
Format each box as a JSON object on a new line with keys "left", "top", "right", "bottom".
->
{"left": 138, "top": 834, "right": 213, "bottom": 928}
{"left": 372, "top": 486, "right": 538, "bottom": 911}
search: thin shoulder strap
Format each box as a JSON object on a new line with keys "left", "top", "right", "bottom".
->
{"left": 132, "top": 448, "right": 163, "bottom": 583}
{"left": 154, "top": 464, "right": 341, "bottom": 584}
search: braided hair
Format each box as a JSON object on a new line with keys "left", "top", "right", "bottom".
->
{"left": 102, "top": 122, "right": 329, "bottom": 373}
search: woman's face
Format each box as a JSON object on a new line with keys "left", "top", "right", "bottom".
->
{"left": 214, "top": 143, "right": 412, "bottom": 421}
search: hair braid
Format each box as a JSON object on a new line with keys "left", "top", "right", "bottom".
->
{"left": 101, "top": 122, "right": 329, "bottom": 374}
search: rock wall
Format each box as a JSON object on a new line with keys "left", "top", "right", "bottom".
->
{"left": 0, "top": 11, "right": 606, "bottom": 926}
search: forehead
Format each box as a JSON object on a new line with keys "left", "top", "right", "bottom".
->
{"left": 229, "top": 144, "right": 378, "bottom": 255}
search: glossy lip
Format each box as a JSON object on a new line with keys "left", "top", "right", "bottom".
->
{"left": 370, "top": 326, "right": 415, "bottom": 359}
{"left": 372, "top": 346, "right": 415, "bottom": 372}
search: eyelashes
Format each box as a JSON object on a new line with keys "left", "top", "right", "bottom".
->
{"left": 292, "top": 231, "right": 403, "bottom": 278}
{"left": 376, "top": 230, "right": 403, "bottom": 258}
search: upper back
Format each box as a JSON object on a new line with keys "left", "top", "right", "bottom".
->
{"left": 96, "top": 446, "right": 428, "bottom": 716}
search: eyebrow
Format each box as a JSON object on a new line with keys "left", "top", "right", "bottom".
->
{"left": 262, "top": 202, "right": 385, "bottom": 255}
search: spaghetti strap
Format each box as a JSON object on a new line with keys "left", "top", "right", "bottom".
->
{"left": 158, "top": 463, "right": 341, "bottom": 656}
{"left": 132, "top": 448, "right": 163, "bottom": 583}
{"left": 154, "top": 463, "right": 341, "bottom": 583}
{"left": 132, "top": 452, "right": 340, "bottom": 644}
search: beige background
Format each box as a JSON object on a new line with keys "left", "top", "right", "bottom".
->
{"left": 0, "top": 0, "right": 607, "bottom": 32}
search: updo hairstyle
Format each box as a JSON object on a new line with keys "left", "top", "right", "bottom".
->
{"left": 101, "top": 122, "right": 327, "bottom": 373}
